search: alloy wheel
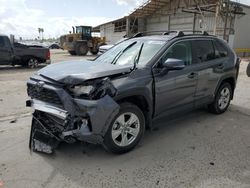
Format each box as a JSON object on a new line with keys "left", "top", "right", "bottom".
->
{"left": 111, "top": 112, "right": 140, "bottom": 147}
{"left": 218, "top": 87, "right": 230, "bottom": 110}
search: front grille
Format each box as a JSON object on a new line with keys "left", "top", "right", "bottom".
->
{"left": 27, "top": 83, "right": 63, "bottom": 107}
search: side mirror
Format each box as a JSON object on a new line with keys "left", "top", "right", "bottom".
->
{"left": 163, "top": 58, "right": 185, "bottom": 70}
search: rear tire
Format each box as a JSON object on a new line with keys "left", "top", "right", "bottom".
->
{"left": 26, "top": 58, "right": 39, "bottom": 69}
{"left": 75, "top": 43, "right": 88, "bottom": 56}
{"left": 103, "top": 103, "right": 145, "bottom": 154}
{"left": 208, "top": 82, "right": 232, "bottom": 114}
{"left": 68, "top": 51, "right": 76, "bottom": 55}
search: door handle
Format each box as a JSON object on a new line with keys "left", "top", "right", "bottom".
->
{"left": 188, "top": 72, "right": 197, "bottom": 79}
{"left": 217, "top": 63, "right": 224, "bottom": 69}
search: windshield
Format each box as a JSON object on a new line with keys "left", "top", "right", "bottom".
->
{"left": 96, "top": 39, "right": 166, "bottom": 66}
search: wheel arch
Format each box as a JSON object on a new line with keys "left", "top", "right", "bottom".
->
{"left": 215, "top": 76, "right": 236, "bottom": 100}
{"left": 115, "top": 93, "right": 153, "bottom": 129}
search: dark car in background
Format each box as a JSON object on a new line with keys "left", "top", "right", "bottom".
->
{"left": 49, "top": 43, "right": 62, "bottom": 49}
{"left": 0, "top": 34, "right": 51, "bottom": 68}
{"left": 27, "top": 31, "right": 240, "bottom": 154}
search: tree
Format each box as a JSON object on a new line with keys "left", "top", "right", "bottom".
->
{"left": 38, "top": 28, "right": 44, "bottom": 41}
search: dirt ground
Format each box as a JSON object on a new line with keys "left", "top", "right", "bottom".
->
{"left": 0, "top": 50, "right": 250, "bottom": 188}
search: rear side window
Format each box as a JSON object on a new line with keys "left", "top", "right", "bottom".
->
{"left": 192, "top": 40, "right": 215, "bottom": 63}
{"left": 0, "top": 37, "right": 5, "bottom": 47}
{"left": 213, "top": 40, "right": 228, "bottom": 58}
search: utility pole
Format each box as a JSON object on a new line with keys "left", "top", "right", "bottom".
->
{"left": 223, "top": 0, "right": 230, "bottom": 41}
{"left": 213, "top": 2, "right": 219, "bottom": 35}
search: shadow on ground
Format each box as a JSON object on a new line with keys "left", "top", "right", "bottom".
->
{"left": 36, "top": 104, "right": 250, "bottom": 187}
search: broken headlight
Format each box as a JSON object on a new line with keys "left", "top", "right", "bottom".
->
{"left": 69, "top": 78, "right": 117, "bottom": 100}
{"left": 69, "top": 85, "right": 94, "bottom": 97}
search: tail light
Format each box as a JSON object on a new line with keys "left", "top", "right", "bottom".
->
{"left": 46, "top": 50, "right": 50, "bottom": 60}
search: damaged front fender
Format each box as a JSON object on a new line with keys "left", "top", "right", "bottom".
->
{"left": 27, "top": 76, "right": 121, "bottom": 154}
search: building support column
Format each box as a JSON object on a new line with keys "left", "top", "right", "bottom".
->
{"left": 213, "top": 3, "right": 219, "bottom": 35}
{"left": 126, "top": 17, "right": 131, "bottom": 37}
{"left": 168, "top": 15, "right": 171, "bottom": 30}
{"left": 223, "top": 0, "right": 230, "bottom": 40}
{"left": 193, "top": 13, "right": 196, "bottom": 31}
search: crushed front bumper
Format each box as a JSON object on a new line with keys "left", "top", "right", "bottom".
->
{"left": 27, "top": 78, "right": 120, "bottom": 153}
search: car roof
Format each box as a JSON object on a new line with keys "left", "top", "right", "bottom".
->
{"left": 0, "top": 34, "right": 8, "bottom": 37}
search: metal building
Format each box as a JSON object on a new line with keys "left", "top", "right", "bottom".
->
{"left": 94, "top": 0, "right": 250, "bottom": 54}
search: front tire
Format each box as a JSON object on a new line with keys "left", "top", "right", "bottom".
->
{"left": 208, "top": 82, "right": 232, "bottom": 114}
{"left": 75, "top": 43, "right": 88, "bottom": 56}
{"left": 103, "top": 103, "right": 145, "bottom": 154}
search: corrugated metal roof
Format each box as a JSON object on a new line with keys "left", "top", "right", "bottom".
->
{"left": 93, "top": 0, "right": 248, "bottom": 29}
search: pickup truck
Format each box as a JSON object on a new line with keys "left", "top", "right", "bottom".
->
{"left": 0, "top": 34, "right": 51, "bottom": 68}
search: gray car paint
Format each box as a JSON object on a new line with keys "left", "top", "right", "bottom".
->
{"left": 27, "top": 34, "right": 239, "bottom": 153}
{"left": 27, "top": 75, "right": 120, "bottom": 145}
{"left": 37, "top": 60, "right": 133, "bottom": 85}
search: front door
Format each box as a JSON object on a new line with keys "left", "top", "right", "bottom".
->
{"left": 153, "top": 40, "right": 198, "bottom": 116}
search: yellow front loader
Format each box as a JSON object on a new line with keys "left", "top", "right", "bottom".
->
{"left": 60, "top": 26, "right": 106, "bottom": 56}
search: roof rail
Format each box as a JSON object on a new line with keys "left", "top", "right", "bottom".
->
{"left": 132, "top": 30, "right": 179, "bottom": 38}
{"left": 132, "top": 30, "right": 209, "bottom": 38}
{"left": 176, "top": 30, "right": 209, "bottom": 36}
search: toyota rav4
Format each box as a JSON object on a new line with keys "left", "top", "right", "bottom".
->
{"left": 26, "top": 31, "right": 240, "bottom": 154}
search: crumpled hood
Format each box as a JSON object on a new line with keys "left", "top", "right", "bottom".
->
{"left": 37, "top": 60, "right": 132, "bottom": 85}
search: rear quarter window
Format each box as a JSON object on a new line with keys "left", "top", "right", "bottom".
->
{"left": 213, "top": 40, "right": 228, "bottom": 58}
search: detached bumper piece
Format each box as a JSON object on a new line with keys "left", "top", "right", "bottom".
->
{"left": 29, "top": 115, "right": 61, "bottom": 154}
{"left": 27, "top": 95, "right": 119, "bottom": 154}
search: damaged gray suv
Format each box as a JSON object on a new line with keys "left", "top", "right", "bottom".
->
{"left": 27, "top": 31, "right": 240, "bottom": 154}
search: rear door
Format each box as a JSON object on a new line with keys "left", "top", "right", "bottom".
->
{"left": 191, "top": 39, "right": 228, "bottom": 106}
{"left": 0, "top": 36, "right": 12, "bottom": 65}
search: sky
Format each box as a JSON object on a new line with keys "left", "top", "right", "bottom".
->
{"left": 0, "top": 0, "right": 249, "bottom": 39}
{"left": 0, "top": 0, "right": 144, "bottom": 39}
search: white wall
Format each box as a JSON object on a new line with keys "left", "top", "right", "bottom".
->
{"left": 170, "top": 12, "right": 194, "bottom": 30}
{"left": 145, "top": 8, "right": 194, "bottom": 32}
{"left": 100, "top": 23, "right": 126, "bottom": 44}
{"left": 146, "top": 16, "right": 169, "bottom": 31}
{"left": 233, "top": 6, "right": 250, "bottom": 48}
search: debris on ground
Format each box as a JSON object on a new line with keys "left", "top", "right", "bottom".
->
{"left": 10, "top": 119, "right": 17, "bottom": 123}
{"left": 210, "top": 162, "right": 215, "bottom": 166}
{"left": 188, "top": 146, "right": 196, "bottom": 150}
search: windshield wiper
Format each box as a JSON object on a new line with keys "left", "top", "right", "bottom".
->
{"left": 133, "top": 43, "right": 144, "bottom": 70}
{"left": 111, "top": 41, "right": 137, "bottom": 65}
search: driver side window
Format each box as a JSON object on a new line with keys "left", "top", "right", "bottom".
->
{"left": 162, "top": 41, "right": 192, "bottom": 66}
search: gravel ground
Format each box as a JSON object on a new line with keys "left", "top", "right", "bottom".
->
{"left": 0, "top": 50, "right": 250, "bottom": 188}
